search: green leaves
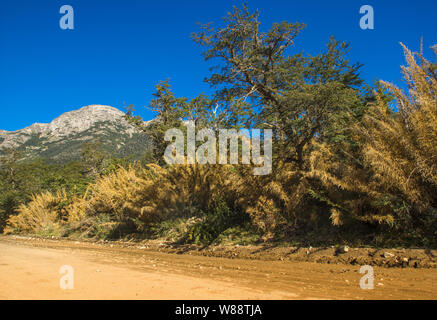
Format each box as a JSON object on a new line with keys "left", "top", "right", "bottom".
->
{"left": 192, "top": 5, "right": 365, "bottom": 169}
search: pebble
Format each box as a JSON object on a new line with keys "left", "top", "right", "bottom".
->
{"left": 383, "top": 252, "right": 394, "bottom": 258}
{"left": 336, "top": 245, "right": 349, "bottom": 254}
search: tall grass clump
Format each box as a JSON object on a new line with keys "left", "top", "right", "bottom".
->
{"left": 65, "top": 164, "right": 174, "bottom": 237}
{"left": 4, "top": 190, "right": 69, "bottom": 236}
{"left": 307, "top": 43, "right": 437, "bottom": 244}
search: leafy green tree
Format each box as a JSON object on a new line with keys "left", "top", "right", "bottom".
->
{"left": 126, "top": 80, "right": 186, "bottom": 164}
{"left": 192, "top": 4, "right": 364, "bottom": 169}
{"left": 0, "top": 148, "right": 22, "bottom": 189}
{"left": 0, "top": 148, "right": 23, "bottom": 231}
{"left": 81, "top": 139, "right": 109, "bottom": 177}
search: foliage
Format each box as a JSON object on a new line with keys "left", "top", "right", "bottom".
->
{"left": 2, "top": 4, "right": 436, "bottom": 248}
{"left": 307, "top": 43, "right": 437, "bottom": 234}
{"left": 0, "top": 143, "right": 130, "bottom": 232}
{"left": 192, "top": 4, "right": 364, "bottom": 168}
{"left": 66, "top": 164, "right": 170, "bottom": 225}
{"left": 4, "top": 190, "right": 69, "bottom": 236}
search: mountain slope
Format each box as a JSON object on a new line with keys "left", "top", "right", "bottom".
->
{"left": 0, "top": 105, "right": 152, "bottom": 163}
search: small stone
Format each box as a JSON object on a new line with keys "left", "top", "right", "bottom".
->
{"left": 383, "top": 252, "right": 394, "bottom": 258}
{"left": 335, "top": 245, "right": 349, "bottom": 255}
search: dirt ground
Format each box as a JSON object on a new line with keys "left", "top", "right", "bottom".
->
{"left": 0, "top": 235, "right": 436, "bottom": 300}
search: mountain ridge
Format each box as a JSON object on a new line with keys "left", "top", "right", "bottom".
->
{"left": 0, "top": 105, "right": 152, "bottom": 163}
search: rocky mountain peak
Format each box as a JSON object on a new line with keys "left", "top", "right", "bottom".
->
{"left": 0, "top": 105, "right": 151, "bottom": 163}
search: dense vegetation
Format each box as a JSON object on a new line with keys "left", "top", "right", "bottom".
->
{"left": 2, "top": 6, "right": 436, "bottom": 248}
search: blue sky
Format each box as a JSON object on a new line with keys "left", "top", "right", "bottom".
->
{"left": 0, "top": 0, "right": 435, "bottom": 131}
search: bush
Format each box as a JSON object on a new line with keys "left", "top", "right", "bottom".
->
{"left": 4, "top": 190, "right": 68, "bottom": 236}
{"left": 66, "top": 164, "right": 171, "bottom": 226}
{"left": 307, "top": 44, "right": 437, "bottom": 231}
{"left": 186, "top": 199, "right": 248, "bottom": 245}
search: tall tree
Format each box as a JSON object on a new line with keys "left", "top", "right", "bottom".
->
{"left": 81, "top": 139, "right": 108, "bottom": 177}
{"left": 192, "top": 4, "right": 364, "bottom": 168}
{"left": 126, "top": 80, "right": 185, "bottom": 164}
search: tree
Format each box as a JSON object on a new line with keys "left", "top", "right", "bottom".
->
{"left": 81, "top": 139, "right": 108, "bottom": 177}
{"left": 192, "top": 4, "right": 364, "bottom": 169}
{"left": 309, "top": 43, "right": 437, "bottom": 233}
{"left": 126, "top": 80, "right": 185, "bottom": 164}
{"left": 0, "top": 148, "right": 22, "bottom": 231}
{"left": 126, "top": 80, "right": 250, "bottom": 163}
{"left": 0, "top": 147, "right": 22, "bottom": 189}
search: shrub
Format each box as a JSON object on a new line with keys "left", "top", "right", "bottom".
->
{"left": 186, "top": 198, "right": 247, "bottom": 244}
{"left": 66, "top": 164, "right": 171, "bottom": 225}
{"left": 4, "top": 190, "right": 68, "bottom": 236}
{"left": 307, "top": 43, "right": 437, "bottom": 230}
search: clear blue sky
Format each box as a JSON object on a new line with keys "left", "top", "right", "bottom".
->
{"left": 0, "top": 0, "right": 435, "bottom": 131}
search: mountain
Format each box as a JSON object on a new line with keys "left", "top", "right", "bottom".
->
{"left": 0, "top": 105, "right": 152, "bottom": 163}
